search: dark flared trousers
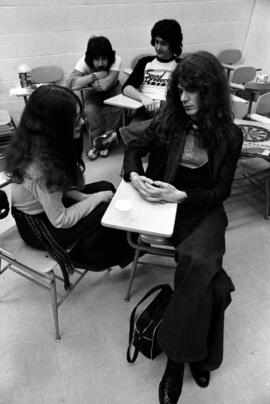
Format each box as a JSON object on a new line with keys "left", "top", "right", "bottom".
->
{"left": 157, "top": 206, "right": 234, "bottom": 370}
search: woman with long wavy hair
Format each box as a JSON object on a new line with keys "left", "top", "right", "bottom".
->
{"left": 5, "top": 85, "right": 132, "bottom": 273}
{"left": 123, "top": 51, "right": 243, "bottom": 403}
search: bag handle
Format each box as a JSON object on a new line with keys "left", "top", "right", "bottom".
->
{"left": 127, "top": 284, "right": 171, "bottom": 363}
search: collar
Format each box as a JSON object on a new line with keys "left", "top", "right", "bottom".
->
{"left": 156, "top": 56, "right": 176, "bottom": 63}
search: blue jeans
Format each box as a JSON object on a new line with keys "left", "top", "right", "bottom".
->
{"left": 84, "top": 83, "right": 122, "bottom": 142}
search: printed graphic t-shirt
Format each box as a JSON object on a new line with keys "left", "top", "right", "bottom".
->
{"left": 122, "top": 56, "right": 178, "bottom": 101}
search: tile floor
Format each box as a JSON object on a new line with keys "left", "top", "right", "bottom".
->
{"left": 1, "top": 144, "right": 270, "bottom": 404}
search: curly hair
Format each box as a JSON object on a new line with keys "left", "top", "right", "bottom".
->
{"left": 85, "top": 36, "right": 116, "bottom": 70}
{"left": 5, "top": 85, "right": 83, "bottom": 191}
{"left": 150, "top": 19, "right": 183, "bottom": 56}
{"left": 158, "top": 51, "right": 233, "bottom": 148}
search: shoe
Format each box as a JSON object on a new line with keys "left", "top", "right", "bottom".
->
{"left": 87, "top": 147, "right": 99, "bottom": 160}
{"left": 159, "top": 362, "right": 184, "bottom": 404}
{"left": 159, "top": 373, "right": 183, "bottom": 404}
{"left": 100, "top": 148, "right": 110, "bottom": 157}
{"left": 93, "top": 129, "right": 118, "bottom": 151}
{"left": 190, "top": 364, "right": 210, "bottom": 388}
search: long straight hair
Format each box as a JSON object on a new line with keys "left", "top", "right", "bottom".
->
{"left": 5, "top": 85, "right": 83, "bottom": 191}
{"left": 158, "top": 51, "right": 233, "bottom": 148}
{"left": 85, "top": 36, "right": 115, "bottom": 70}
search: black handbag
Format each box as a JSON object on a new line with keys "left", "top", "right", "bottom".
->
{"left": 0, "top": 190, "right": 9, "bottom": 219}
{"left": 127, "top": 284, "right": 173, "bottom": 363}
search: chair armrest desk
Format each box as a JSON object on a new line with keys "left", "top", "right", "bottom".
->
{"left": 103, "top": 94, "right": 142, "bottom": 126}
{"left": 101, "top": 180, "right": 177, "bottom": 237}
{"left": 102, "top": 180, "right": 177, "bottom": 300}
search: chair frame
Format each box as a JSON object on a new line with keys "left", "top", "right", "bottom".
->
{"left": 124, "top": 232, "right": 175, "bottom": 301}
{"left": 230, "top": 65, "right": 257, "bottom": 88}
{"left": 234, "top": 157, "right": 270, "bottom": 220}
{"left": 255, "top": 91, "right": 270, "bottom": 116}
{"left": 0, "top": 225, "right": 88, "bottom": 341}
{"left": 0, "top": 182, "right": 88, "bottom": 341}
{"left": 218, "top": 49, "right": 242, "bottom": 65}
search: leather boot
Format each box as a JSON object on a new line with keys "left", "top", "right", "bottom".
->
{"left": 190, "top": 363, "right": 210, "bottom": 388}
{"left": 158, "top": 359, "right": 184, "bottom": 404}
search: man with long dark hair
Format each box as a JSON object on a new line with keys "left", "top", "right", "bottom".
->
{"left": 67, "top": 36, "right": 122, "bottom": 160}
{"left": 124, "top": 52, "right": 243, "bottom": 403}
{"left": 120, "top": 19, "right": 183, "bottom": 145}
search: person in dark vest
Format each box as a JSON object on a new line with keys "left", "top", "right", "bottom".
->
{"left": 123, "top": 51, "right": 243, "bottom": 403}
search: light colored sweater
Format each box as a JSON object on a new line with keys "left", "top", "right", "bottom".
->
{"left": 12, "top": 165, "right": 103, "bottom": 229}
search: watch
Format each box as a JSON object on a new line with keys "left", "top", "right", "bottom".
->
{"left": 129, "top": 172, "right": 139, "bottom": 181}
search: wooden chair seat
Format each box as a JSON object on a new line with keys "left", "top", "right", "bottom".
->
{"left": 125, "top": 232, "right": 175, "bottom": 301}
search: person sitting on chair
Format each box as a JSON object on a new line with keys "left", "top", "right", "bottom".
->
{"left": 123, "top": 52, "right": 243, "bottom": 403}
{"left": 120, "top": 19, "right": 183, "bottom": 145}
{"left": 66, "top": 36, "right": 122, "bottom": 160}
{"left": 4, "top": 85, "right": 133, "bottom": 272}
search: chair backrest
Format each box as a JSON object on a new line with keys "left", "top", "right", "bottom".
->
{"left": 0, "top": 110, "right": 16, "bottom": 160}
{"left": 218, "top": 49, "right": 242, "bottom": 64}
{"left": 0, "top": 110, "right": 11, "bottom": 126}
{"left": 122, "top": 53, "right": 154, "bottom": 78}
{"left": 255, "top": 92, "right": 270, "bottom": 116}
{"left": 30, "top": 66, "right": 63, "bottom": 84}
{"left": 231, "top": 66, "right": 257, "bottom": 85}
{"left": 130, "top": 53, "right": 154, "bottom": 70}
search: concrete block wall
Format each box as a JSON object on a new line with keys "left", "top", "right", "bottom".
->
{"left": 0, "top": 0, "right": 255, "bottom": 123}
{"left": 244, "top": 0, "right": 270, "bottom": 76}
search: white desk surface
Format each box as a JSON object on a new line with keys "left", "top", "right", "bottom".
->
{"left": 248, "top": 114, "right": 270, "bottom": 124}
{"left": 101, "top": 180, "right": 177, "bottom": 237}
{"left": 234, "top": 118, "right": 270, "bottom": 130}
{"left": 223, "top": 63, "right": 262, "bottom": 72}
{"left": 103, "top": 94, "right": 142, "bottom": 110}
{"left": 231, "top": 94, "right": 248, "bottom": 104}
{"left": 10, "top": 87, "right": 33, "bottom": 97}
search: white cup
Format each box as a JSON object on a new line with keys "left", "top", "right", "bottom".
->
{"left": 115, "top": 199, "right": 134, "bottom": 215}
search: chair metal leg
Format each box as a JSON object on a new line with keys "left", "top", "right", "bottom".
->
{"left": 49, "top": 271, "right": 61, "bottom": 342}
{"left": 246, "top": 93, "right": 255, "bottom": 117}
{"left": 124, "top": 247, "right": 141, "bottom": 302}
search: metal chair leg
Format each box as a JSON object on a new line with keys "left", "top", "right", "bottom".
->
{"left": 124, "top": 247, "right": 141, "bottom": 302}
{"left": 49, "top": 271, "right": 61, "bottom": 342}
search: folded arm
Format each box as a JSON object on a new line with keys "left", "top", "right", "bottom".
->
{"left": 91, "top": 70, "right": 119, "bottom": 92}
{"left": 25, "top": 178, "right": 113, "bottom": 228}
{"left": 66, "top": 69, "right": 108, "bottom": 91}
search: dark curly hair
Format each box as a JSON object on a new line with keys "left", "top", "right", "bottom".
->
{"left": 157, "top": 51, "right": 233, "bottom": 148}
{"left": 5, "top": 85, "right": 83, "bottom": 191}
{"left": 151, "top": 19, "right": 183, "bottom": 56}
{"left": 85, "top": 36, "right": 116, "bottom": 70}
